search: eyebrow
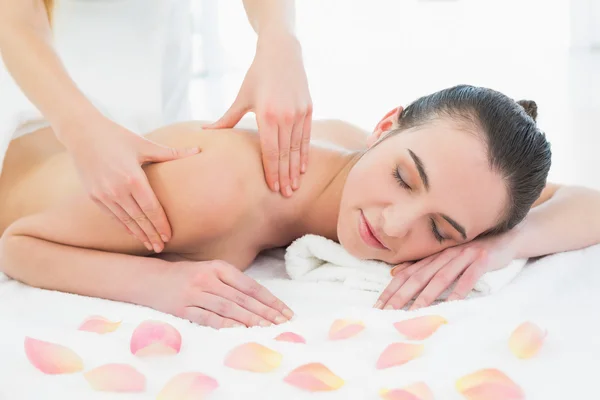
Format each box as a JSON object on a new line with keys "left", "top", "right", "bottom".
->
{"left": 407, "top": 149, "right": 468, "bottom": 241}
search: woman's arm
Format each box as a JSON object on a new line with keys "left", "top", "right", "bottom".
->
{"left": 0, "top": 143, "right": 292, "bottom": 327}
{"left": 511, "top": 183, "right": 600, "bottom": 259}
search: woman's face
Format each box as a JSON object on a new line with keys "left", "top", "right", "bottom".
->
{"left": 337, "top": 118, "right": 508, "bottom": 264}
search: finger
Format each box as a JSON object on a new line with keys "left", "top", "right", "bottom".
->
{"left": 258, "top": 115, "right": 280, "bottom": 192}
{"left": 385, "top": 251, "right": 462, "bottom": 310}
{"left": 117, "top": 194, "right": 164, "bottom": 253}
{"left": 101, "top": 199, "right": 152, "bottom": 252}
{"left": 192, "top": 292, "right": 271, "bottom": 328}
{"left": 219, "top": 267, "right": 294, "bottom": 320}
{"left": 277, "top": 119, "right": 292, "bottom": 197}
{"left": 300, "top": 106, "right": 312, "bottom": 174}
{"left": 390, "top": 262, "right": 414, "bottom": 277}
{"left": 143, "top": 143, "right": 200, "bottom": 164}
{"left": 447, "top": 251, "right": 488, "bottom": 301}
{"left": 131, "top": 174, "right": 172, "bottom": 244}
{"left": 183, "top": 307, "right": 244, "bottom": 329}
{"left": 410, "top": 249, "right": 480, "bottom": 310}
{"left": 202, "top": 101, "right": 248, "bottom": 130}
{"left": 374, "top": 262, "right": 422, "bottom": 309}
{"left": 289, "top": 115, "right": 304, "bottom": 191}
{"left": 213, "top": 283, "right": 288, "bottom": 325}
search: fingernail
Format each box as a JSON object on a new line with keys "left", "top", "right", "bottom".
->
{"left": 384, "top": 305, "right": 395, "bottom": 310}
{"left": 152, "top": 243, "right": 162, "bottom": 253}
{"left": 161, "top": 234, "right": 169, "bottom": 243}
{"left": 259, "top": 320, "right": 271, "bottom": 327}
{"left": 285, "top": 186, "right": 292, "bottom": 197}
{"left": 292, "top": 178, "right": 299, "bottom": 190}
{"left": 373, "top": 300, "right": 383, "bottom": 309}
{"left": 144, "top": 242, "right": 153, "bottom": 251}
{"left": 232, "top": 323, "right": 245, "bottom": 328}
{"left": 275, "top": 316, "right": 286, "bottom": 324}
{"left": 282, "top": 309, "right": 294, "bottom": 319}
{"left": 301, "top": 163, "right": 306, "bottom": 173}
{"left": 274, "top": 182, "right": 280, "bottom": 193}
{"left": 189, "top": 147, "right": 200, "bottom": 154}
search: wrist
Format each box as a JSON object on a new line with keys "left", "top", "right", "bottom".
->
{"left": 51, "top": 104, "right": 106, "bottom": 148}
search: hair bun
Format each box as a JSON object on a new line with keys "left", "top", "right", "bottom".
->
{"left": 517, "top": 100, "right": 538, "bottom": 122}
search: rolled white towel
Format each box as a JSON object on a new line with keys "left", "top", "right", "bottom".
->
{"left": 285, "top": 234, "right": 527, "bottom": 298}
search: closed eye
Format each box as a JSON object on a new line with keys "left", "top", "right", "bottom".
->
{"left": 392, "top": 166, "right": 411, "bottom": 190}
{"left": 430, "top": 218, "right": 446, "bottom": 244}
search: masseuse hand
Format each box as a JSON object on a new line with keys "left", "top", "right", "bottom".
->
{"left": 374, "top": 231, "right": 519, "bottom": 310}
{"left": 63, "top": 117, "right": 199, "bottom": 253}
{"left": 204, "top": 30, "right": 312, "bottom": 197}
{"left": 153, "top": 260, "right": 294, "bottom": 329}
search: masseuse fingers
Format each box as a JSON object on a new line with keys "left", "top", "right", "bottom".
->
{"left": 192, "top": 292, "right": 270, "bottom": 328}
{"left": 447, "top": 251, "right": 488, "bottom": 301}
{"left": 119, "top": 193, "right": 164, "bottom": 253}
{"left": 409, "top": 248, "right": 480, "bottom": 310}
{"left": 131, "top": 173, "right": 172, "bottom": 246}
{"left": 183, "top": 307, "right": 243, "bottom": 329}
{"left": 289, "top": 115, "right": 304, "bottom": 191}
{"left": 277, "top": 119, "right": 293, "bottom": 197}
{"left": 258, "top": 116, "right": 280, "bottom": 193}
{"left": 219, "top": 266, "right": 294, "bottom": 320}
{"left": 300, "top": 105, "right": 313, "bottom": 174}
{"left": 384, "top": 249, "right": 462, "bottom": 309}
{"left": 101, "top": 199, "right": 152, "bottom": 252}
{"left": 214, "top": 283, "right": 288, "bottom": 325}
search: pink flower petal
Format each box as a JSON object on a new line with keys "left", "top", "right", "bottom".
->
{"left": 380, "top": 382, "right": 434, "bottom": 400}
{"left": 24, "top": 337, "right": 83, "bottom": 375}
{"left": 393, "top": 315, "right": 447, "bottom": 340}
{"left": 284, "top": 363, "right": 344, "bottom": 392}
{"left": 456, "top": 368, "right": 524, "bottom": 400}
{"left": 275, "top": 332, "right": 306, "bottom": 344}
{"left": 78, "top": 316, "right": 121, "bottom": 334}
{"left": 509, "top": 321, "right": 546, "bottom": 359}
{"left": 224, "top": 342, "right": 282, "bottom": 372}
{"left": 130, "top": 320, "right": 182, "bottom": 356}
{"left": 157, "top": 372, "right": 219, "bottom": 400}
{"left": 328, "top": 319, "right": 365, "bottom": 340}
{"left": 84, "top": 363, "right": 146, "bottom": 393}
{"left": 376, "top": 343, "right": 424, "bottom": 369}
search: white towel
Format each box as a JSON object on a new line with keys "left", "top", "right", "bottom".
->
{"left": 285, "top": 234, "right": 527, "bottom": 298}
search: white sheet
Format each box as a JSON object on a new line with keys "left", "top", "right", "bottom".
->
{"left": 1, "top": 244, "right": 599, "bottom": 399}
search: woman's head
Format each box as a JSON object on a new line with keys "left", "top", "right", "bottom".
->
{"left": 338, "top": 85, "right": 551, "bottom": 264}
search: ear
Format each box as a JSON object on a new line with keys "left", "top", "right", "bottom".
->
{"left": 367, "top": 106, "right": 403, "bottom": 148}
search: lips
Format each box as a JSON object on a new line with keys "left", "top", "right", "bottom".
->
{"left": 359, "top": 211, "right": 388, "bottom": 250}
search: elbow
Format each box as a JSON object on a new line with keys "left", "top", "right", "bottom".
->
{"left": 0, "top": 222, "right": 29, "bottom": 280}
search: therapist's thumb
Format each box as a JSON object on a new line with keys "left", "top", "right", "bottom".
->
{"left": 141, "top": 142, "right": 200, "bottom": 164}
{"left": 203, "top": 102, "right": 247, "bottom": 130}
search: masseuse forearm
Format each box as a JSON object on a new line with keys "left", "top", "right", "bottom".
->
{"left": 0, "top": 232, "right": 165, "bottom": 309}
{"left": 0, "top": 2, "right": 102, "bottom": 144}
{"left": 242, "top": 0, "right": 296, "bottom": 36}
{"left": 513, "top": 186, "right": 600, "bottom": 259}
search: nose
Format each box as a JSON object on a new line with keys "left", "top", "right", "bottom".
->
{"left": 381, "top": 203, "right": 420, "bottom": 239}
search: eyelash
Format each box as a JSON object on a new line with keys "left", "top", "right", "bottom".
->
{"left": 393, "top": 166, "right": 445, "bottom": 244}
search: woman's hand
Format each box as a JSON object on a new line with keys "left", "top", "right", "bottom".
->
{"left": 374, "top": 231, "right": 519, "bottom": 311}
{"left": 61, "top": 117, "right": 199, "bottom": 253}
{"left": 151, "top": 260, "right": 294, "bottom": 329}
{"left": 204, "top": 30, "right": 312, "bottom": 198}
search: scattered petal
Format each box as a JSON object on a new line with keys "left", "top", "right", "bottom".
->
{"left": 328, "top": 319, "right": 365, "bottom": 340}
{"left": 24, "top": 337, "right": 83, "bottom": 374}
{"left": 78, "top": 316, "right": 121, "bottom": 334}
{"left": 376, "top": 343, "right": 424, "bottom": 369}
{"left": 394, "top": 315, "right": 447, "bottom": 340}
{"left": 130, "top": 320, "right": 182, "bottom": 356}
{"left": 275, "top": 332, "right": 306, "bottom": 344}
{"left": 380, "top": 382, "right": 434, "bottom": 400}
{"left": 284, "top": 362, "right": 344, "bottom": 392}
{"left": 224, "top": 342, "right": 282, "bottom": 372}
{"left": 157, "top": 372, "right": 219, "bottom": 400}
{"left": 84, "top": 364, "right": 146, "bottom": 393}
{"left": 456, "top": 368, "right": 524, "bottom": 400}
{"left": 509, "top": 321, "right": 546, "bottom": 359}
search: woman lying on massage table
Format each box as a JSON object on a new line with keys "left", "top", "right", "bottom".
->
{"left": 1, "top": 85, "right": 599, "bottom": 329}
